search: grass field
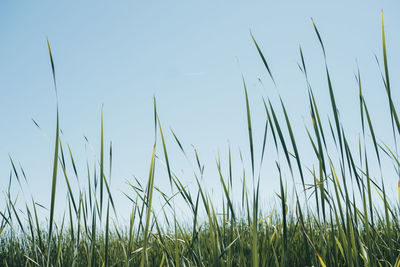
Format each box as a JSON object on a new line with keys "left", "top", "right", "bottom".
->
{"left": 1, "top": 12, "right": 400, "bottom": 266}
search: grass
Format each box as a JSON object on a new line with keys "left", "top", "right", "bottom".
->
{"left": 1, "top": 12, "right": 400, "bottom": 266}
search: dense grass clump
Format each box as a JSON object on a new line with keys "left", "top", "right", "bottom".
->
{"left": 1, "top": 13, "right": 400, "bottom": 266}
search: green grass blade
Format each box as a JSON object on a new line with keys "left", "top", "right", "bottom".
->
{"left": 100, "top": 107, "right": 104, "bottom": 218}
{"left": 140, "top": 144, "right": 156, "bottom": 267}
{"left": 250, "top": 31, "right": 276, "bottom": 85}
{"left": 243, "top": 77, "right": 255, "bottom": 179}
{"left": 46, "top": 109, "right": 59, "bottom": 266}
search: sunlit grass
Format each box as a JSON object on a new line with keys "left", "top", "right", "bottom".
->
{"left": 1, "top": 12, "right": 400, "bottom": 266}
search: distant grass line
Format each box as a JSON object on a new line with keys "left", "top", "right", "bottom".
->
{"left": 1, "top": 12, "right": 400, "bottom": 266}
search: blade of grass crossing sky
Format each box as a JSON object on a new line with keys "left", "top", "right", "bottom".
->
{"left": 299, "top": 45, "right": 308, "bottom": 82}
{"left": 260, "top": 119, "right": 269, "bottom": 172}
{"left": 140, "top": 144, "right": 156, "bottom": 267}
{"left": 343, "top": 134, "right": 362, "bottom": 193}
{"left": 217, "top": 154, "right": 236, "bottom": 221}
{"left": 310, "top": 91, "right": 328, "bottom": 150}
{"left": 59, "top": 156, "right": 77, "bottom": 214}
{"left": 280, "top": 98, "right": 305, "bottom": 188}
{"left": 67, "top": 145, "right": 79, "bottom": 180}
{"left": 9, "top": 198, "right": 25, "bottom": 236}
{"left": 356, "top": 68, "right": 365, "bottom": 137}
{"left": 299, "top": 46, "right": 327, "bottom": 149}
{"left": 311, "top": 18, "right": 326, "bottom": 58}
{"left": 229, "top": 145, "right": 233, "bottom": 186}
{"left": 362, "top": 100, "right": 381, "bottom": 168}
{"left": 170, "top": 129, "right": 188, "bottom": 160}
{"left": 32, "top": 199, "right": 44, "bottom": 253}
{"left": 105, "top": 141, "right": 112, "bottom": 267}
{"left": 46, "top": 39, "right": 59, "bottom": 267}
{"left": 381, "top": 12, "right": 400, "bottom": 137}
{"left": 156, "top": 112, "right": 173, "bottom": 187}
{"left": 100, "top": 107, "right": 104, "bottom": 218}
{"left": 263, "top": 98, "right": 279, "bottom": 152}
{"left": 381, "top": 13, "right": 400, "bottom": 203}
{"left": 268, "top": 100, "right": 293, "bottom": 175}
{"left": 311, "top": 19, "right": 343, "bottom": 161}
{"left": 46, "top": 38, "right": 57, "bottom": 98}
{"left": 8, "top": 156, "right": 22, "bottom": 187}
{"left": 243, "top": 77, "right": 255, "bottom": 179}
{"left": 250, "top": 32, "right": 276, "bottom": 85}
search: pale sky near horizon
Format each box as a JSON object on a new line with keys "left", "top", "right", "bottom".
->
{"left": 1, "top": 1, "right": 400, "bottom": 221}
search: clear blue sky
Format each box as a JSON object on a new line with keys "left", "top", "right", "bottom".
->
{"left": 1, "top": 1, "right": 400, "bottom": 221}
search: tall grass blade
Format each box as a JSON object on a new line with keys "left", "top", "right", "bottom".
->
{"left": 250, "top": 31, "right": 276, "bottom": 85}
{"left": 140, "top": 144, "right": 156, "bottom": 267}
{"left": 243, "top": 77, "right": 255, "bottom": 178}
{"left": 46, "top": 39, "right": 60, "bottom": 267}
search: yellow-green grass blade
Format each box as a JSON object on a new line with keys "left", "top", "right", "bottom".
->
{"left": 109, "top": 141, "right": 112, "bottom": 182}
{"left": 381, "top": 12, "right": 398, "bottom": 134}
